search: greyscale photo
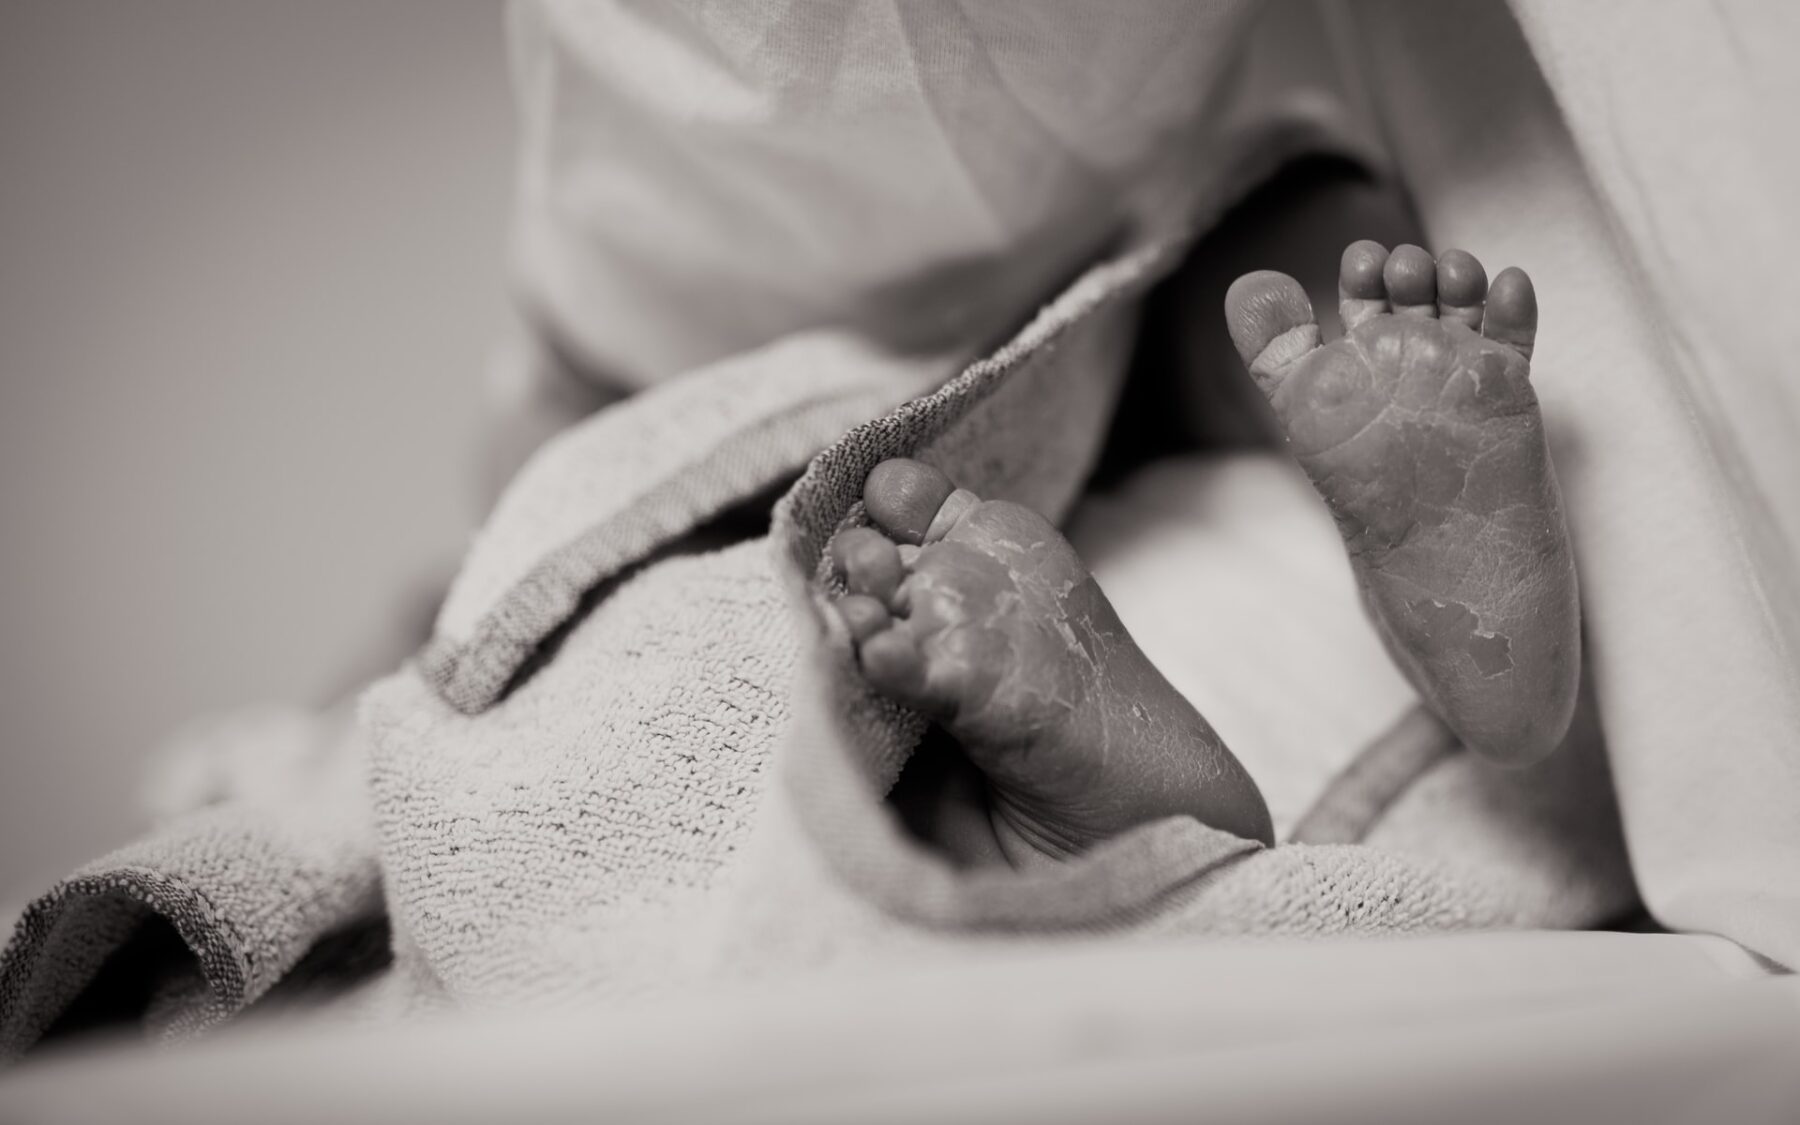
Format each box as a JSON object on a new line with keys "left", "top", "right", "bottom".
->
{"left": 3, "top": 2, "right": 1799, "bottom": 1122}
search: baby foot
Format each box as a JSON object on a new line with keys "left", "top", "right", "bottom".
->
{"left": 1224, "top": 242, "right": 1579, "bottom": 765}
{"left": 831, "top": 459, "right": 1273, "bottom": 863}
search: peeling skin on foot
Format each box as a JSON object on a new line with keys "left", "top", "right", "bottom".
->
{"left": 923, "top": 489, "right": 979, "bottom": 544}
{"left": 1224, "top": 244, "right": 1579, "bottom": 767}
{"left": 1249, "top": 324, "right": 1322, "bottom": 387}
{"left": 835, "top": 459, "right": 1275, "bottom": 860}
{"left": 829, "top": 243, "right": 1577, "bottom": 867}
{"left": 1409, "top": 597, "right": 1515, "bottom": 678}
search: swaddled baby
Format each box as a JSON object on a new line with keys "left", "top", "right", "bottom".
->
{"left": 829, "top": 215, "right": 1578, "bottom": 867}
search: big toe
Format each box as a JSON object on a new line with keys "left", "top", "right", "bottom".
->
{"left": 1224, "top": 271, "right": 1320, "bottom": 392}
{"left": 864, "top": 459, "right": 956, "bottom": 545}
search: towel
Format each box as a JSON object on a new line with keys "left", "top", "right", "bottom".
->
{"left": 10, "top": 0, "right": 1778, "bottom": 1057}
{"left": 0, "top": 705, "right": 379, "bottom": 1055}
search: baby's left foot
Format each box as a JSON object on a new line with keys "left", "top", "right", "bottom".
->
{"left": 830, "top": 459, "right": 1273, "bottom": 865}
{"left": 1224, "top": 243, "right": 1580, "bottom": 765}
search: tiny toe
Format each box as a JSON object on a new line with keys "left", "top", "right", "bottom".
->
{"left": 1383, "top": 244, "right": 1437, "bottom": 316}
{"left": 832, "top": 527, "right": 904, "bottom": 604}
{"left": 1338, "top": 240, "right": 1390, "bottom": 330}
{"left": 1435, "top": 249, "right": 1487, "bottom": 330}
{"left": 858, "top": 628, "right": 931, "bottom": 708}
{"left": 1223, "top": 270, "right": 1320, "bottom": 393}
{"left": 1483, "top": 266, "right": 1537, "bottom": 359}
{"left": 864, "top": 459, "right": 956, "bottom": 545}
{"left": 836, "top": 594, "right": 890, "bottom": 642}
{"left": 890, "top": 574, "right": 914, "bottom": 616}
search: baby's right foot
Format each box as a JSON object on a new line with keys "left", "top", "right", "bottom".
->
{"left": 1224, "top": 243, "right": 1580, "bottom": 765}
{"left": 830, "top": 459, "right": 1273, "bottom": 865}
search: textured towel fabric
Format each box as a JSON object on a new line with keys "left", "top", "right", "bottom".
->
{"left": 0, "top": 708, "right": 377, "bottom": 1060}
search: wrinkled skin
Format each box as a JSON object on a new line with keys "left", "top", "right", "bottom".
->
{"left": 1272, "top": 314, "right": 1577, "bottom": 764}
{"left": 834, "top": 469, "right": 1273, "bottom": 865}
{"left": 1226, "top": 244, "right": 1579, "bottom": 766}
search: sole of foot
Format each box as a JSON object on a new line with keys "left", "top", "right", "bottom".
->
{"left": 831, "top": 458, "right": 1274, "bottom": 865}
{"left": 1224, "top": 241, "right": 1579, "bottom": 766}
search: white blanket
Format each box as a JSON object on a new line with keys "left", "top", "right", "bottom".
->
{"left": 510, "top": 0, "right": 1800, "bottom": 964}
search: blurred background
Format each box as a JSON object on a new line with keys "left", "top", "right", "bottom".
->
{"left": 0, "top": 1, "right": 513, "bottom": 897}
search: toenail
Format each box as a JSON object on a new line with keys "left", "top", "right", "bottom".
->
{"left": 923, "top": 489, "right": 979, "bottom": 544}
{"left": 1340, "top": 240, "right": 1389, "bottom": 299}
{"left": 1436, "top": 249, "right": 1487, "bottom": 307}
{"left": 1384, "top": 245, "right": 1437, "bottom": 306}
{"left": 1487, "top": 267, "right": 1536, "bottom": 319}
